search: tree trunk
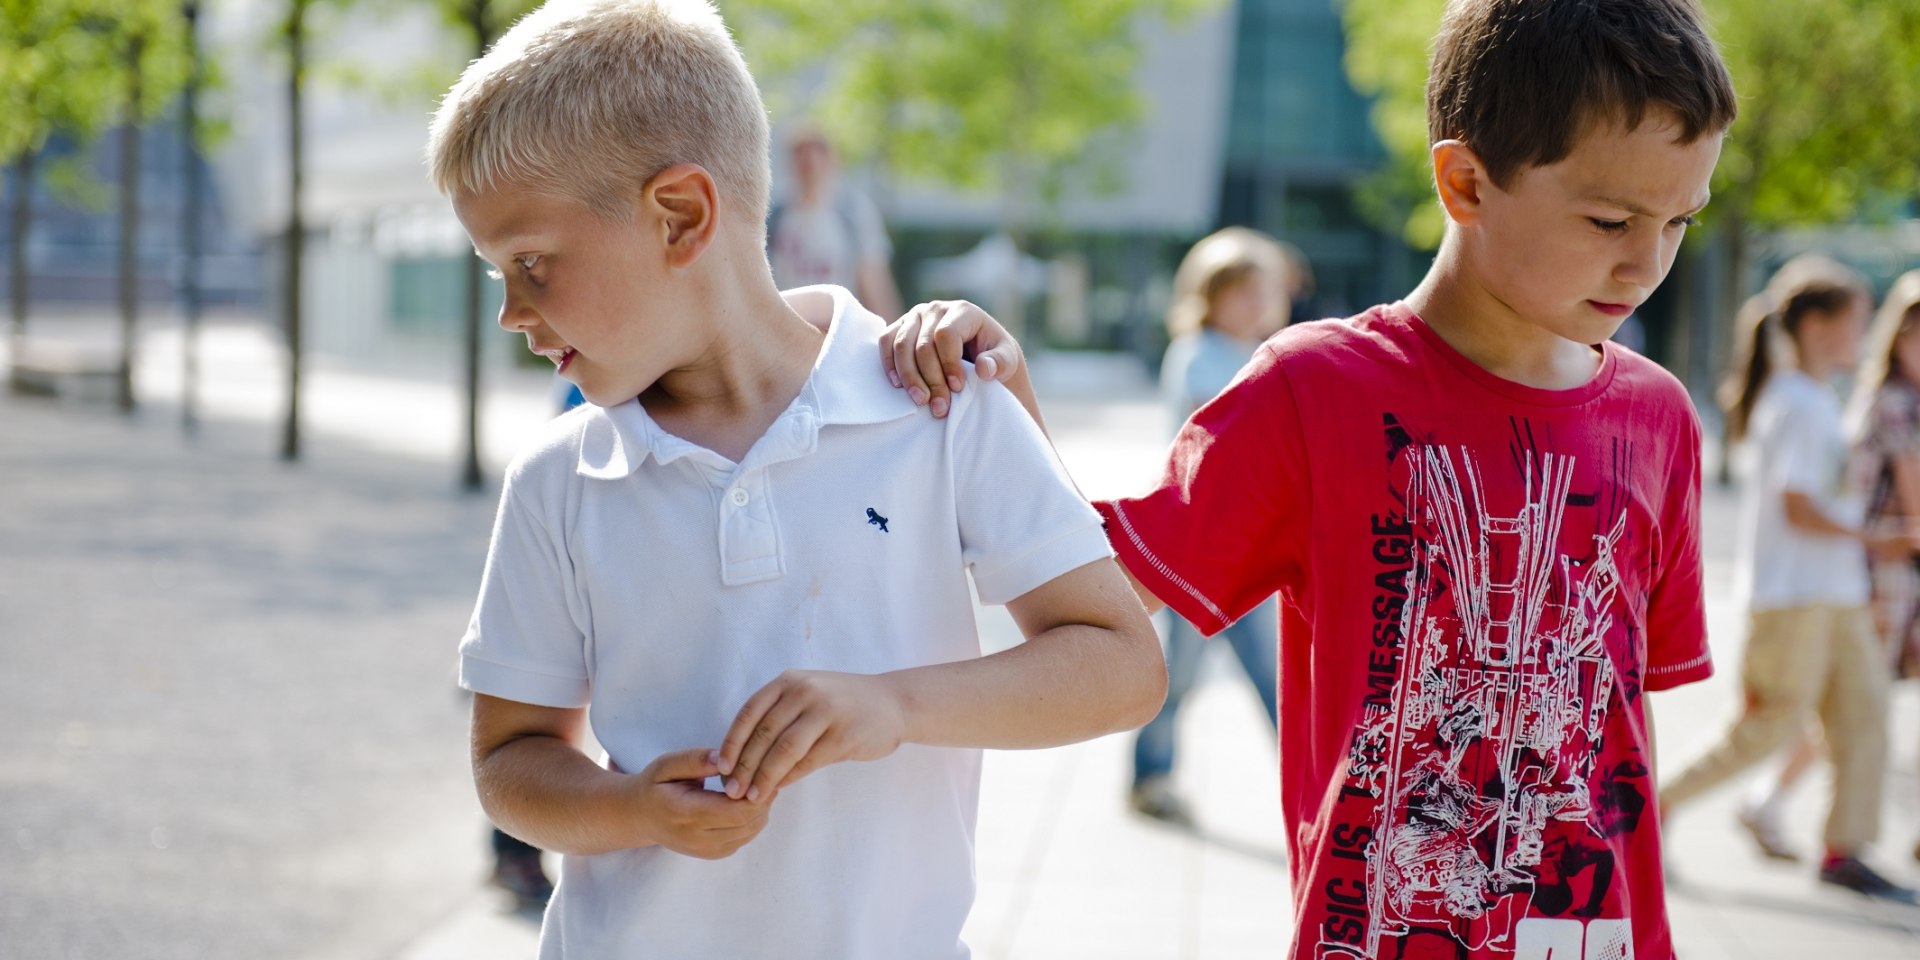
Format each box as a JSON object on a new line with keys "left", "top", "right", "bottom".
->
{"left": 281, "top": 1, "right": 306, "bottom": 461}
{"left": 181, "top": 0, "right": 203, "bottom": 433}
{"left": 117, "top": 32, "right": 146, "bottom": 414}
{"left": 10, "top": 149, "right": 35, "bottom": 369}
{"left": 1712, "top": 220, "right": 1753, "bottom": 487}
{"left": 460, "top": 0, "right": 492, "bottom": 490}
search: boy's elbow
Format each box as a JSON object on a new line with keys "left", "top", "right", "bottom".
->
{"left": 1113, "top": 616, "right": 1168, "bottom": 731}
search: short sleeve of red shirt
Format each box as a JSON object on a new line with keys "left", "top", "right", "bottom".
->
{"left": 1096, "top": 344, "right": 1307, "bottom": 635}
{"left": 1644, "top": 406, "right": 1712, "bottom": 691}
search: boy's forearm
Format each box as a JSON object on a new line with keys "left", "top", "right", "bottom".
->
{"left": 883, "top": 620, "right": 1165, "bottom": 749}
{"left": 476, "top": 735, "right": 658, "bottom": 857}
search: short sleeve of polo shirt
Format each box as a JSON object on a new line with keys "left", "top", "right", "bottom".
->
{"left": 458, "top": 469, "right": 591, "bottom": 709}
{"left": 1095, "top": 344, "right": 1307, "bottom": 636}
{"left": 1645, "top": 409, "right": 1712, "bottom": 691}
{"left": 951, "top": 378, "right": 1113, "bottom": 605}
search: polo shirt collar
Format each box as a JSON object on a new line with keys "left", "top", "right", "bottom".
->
{"left": 576, "top": 285, "right": 918, "bottom": 479}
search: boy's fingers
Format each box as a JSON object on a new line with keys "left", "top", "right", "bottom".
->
{"left": 726, "top": 697, "right": 805, "bottom": 799}
{"left": 748, "top": 716, "right": 831, "bottom": 801}
{"left": 914, "top": 327, "right": 952, "bottom": 418}
{"left": 718, "top": 686, "right": 784, "bottom": 775}
{"left": 978, "top": 342, "right": 1019, "bottom": 383}
{"left": 777, "top": 747, "right": 833, "bottom": 789}
{"left": 892, "top": 313, "right": 932, "bottom": 406}
{"left": 930, "top": 316, "right": 970, "bottom": 395}
{"left": 879, "top": 310, "right": 918, "bottom": 389}
{"left": 668, "top": 781, "right": 762, "bottom": 827}
{"left": 649, "top": 746, "right": 724, "bottom": 783}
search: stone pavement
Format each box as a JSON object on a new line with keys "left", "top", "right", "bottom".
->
{"left": 7, "top": 313, "right": 1920, "bottom": 958}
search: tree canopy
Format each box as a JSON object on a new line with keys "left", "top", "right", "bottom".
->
{"left": 1341, "top": 0, "right": 1920, "bottom": 248}
{"left": 0, "top": 0, "right": 192, "bottom": 162}
{"left": 723, "top": 0, "right": 1216, "bottom": 206}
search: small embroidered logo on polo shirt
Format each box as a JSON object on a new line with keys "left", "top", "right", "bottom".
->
{"left": 865, "top": 508, "right": 890, "bottom": 533}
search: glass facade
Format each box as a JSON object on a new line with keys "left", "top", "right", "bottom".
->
{"left": 1217, "top": 0, "right": 1407, "bottom": 318}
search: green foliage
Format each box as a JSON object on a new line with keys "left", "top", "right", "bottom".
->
{"left": 0, "top": 0, "right": 194, "bottom": 156}
{"left": 1709, "top": 0, "right": 1920, "bottom": 228}
{"left": 0, "top": 0, "right": 119, "bottom": 159}
{"left": 0, "top": 0, "right": 194, "bottom": 206}
{"left": 1339, "top": 0, "right": 1920, "bottom": 248}
{"left": 1340, "top": 0, "right": 1444, "bottom": 248}
{"left": 723, "top": 0, "right": 1216, "bottom": 203}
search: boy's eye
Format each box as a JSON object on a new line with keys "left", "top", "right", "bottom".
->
{"left": 1670, "top": 215, "right": 1702, "bottom": 229}
{"left": 1589, "top": 218, "right": 1630, "bottom": 233}
{"left": 517, "top": 254, "right": 543, "bottom": 272}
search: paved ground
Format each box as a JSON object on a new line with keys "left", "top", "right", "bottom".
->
{"left": 5, "top": 312, "right": 1920, "bottom": 958}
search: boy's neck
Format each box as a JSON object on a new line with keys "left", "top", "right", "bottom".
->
{"left": 1405, "top": 244, "right": 1603, "bottom": 392}
{"left": 640, "top": 249, "right": 827, "bottom": 462}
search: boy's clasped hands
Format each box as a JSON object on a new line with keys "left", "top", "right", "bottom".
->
{"left": 639, "top": 670, "right": 908, "bottom": 859}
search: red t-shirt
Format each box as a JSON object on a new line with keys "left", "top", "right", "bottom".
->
{"left": 1096, "top": 303, "right": 1711, "bottom": 960}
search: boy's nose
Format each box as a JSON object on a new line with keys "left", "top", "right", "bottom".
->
{"left": 498, "top": 292, "right": 539, "bottom": 333}
{"left": 1615, "top": 230, "right": 1667, "bottom": 289}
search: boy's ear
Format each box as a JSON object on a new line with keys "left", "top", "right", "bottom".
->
{"left": 642, "top": 163, "right": 720, "bottom": 268}
{"left": 1431, "top": 140, "right": 1488, "bottom": 226}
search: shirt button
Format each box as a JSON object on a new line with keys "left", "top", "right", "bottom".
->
{"left": 729, "top": 487, "right": 750, "bottom": 507}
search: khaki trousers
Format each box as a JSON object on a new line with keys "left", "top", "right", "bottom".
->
{"left": 1662, "top": 603, "right": 1889, "bottom": 852}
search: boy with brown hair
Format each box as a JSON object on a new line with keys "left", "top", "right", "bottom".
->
{"left": 429, "top": 1, "right": 1165, "bottom": 955}
{"left": 888, "top": 0, "right": 1738, "bottom": 955}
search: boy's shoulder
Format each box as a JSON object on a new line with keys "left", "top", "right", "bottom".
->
{"left": 1252, "top": 302, "right": 1417, "bottom": 385}
{"left": 503, "top": 402, "right": 600, "bottom": 492}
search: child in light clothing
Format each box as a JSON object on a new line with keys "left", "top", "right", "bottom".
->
{"left": 428, "top": 2, "right": 1164, "bottom": 956}
{"left": 1660, "top": 256, "right": 1913, "bottom": 898}
{"left": 1129, "top": 227, "right": 1288, "bottom": 825}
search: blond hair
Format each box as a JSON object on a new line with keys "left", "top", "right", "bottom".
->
{"left": 1166, "top": 227, "right": 1290, "bottom": 339}
{"left": 1845, "top": 270, "right": 1920, "bottom": 437}
{"left": 426, "top": 0, "right": 770, "bottom": 226}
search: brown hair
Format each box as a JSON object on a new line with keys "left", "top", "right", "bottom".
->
{"left": 1427, "top": 0, "right": 1738, "bottom": 189}
{"left": 1720, "top": 255, "right": 1869, "bottom": 443}
{"left": 1166, "top": 228, "right": 1290, "bottom": 339}
{"left": 1845, "top": 270, "right": 1920, "bottom": 436}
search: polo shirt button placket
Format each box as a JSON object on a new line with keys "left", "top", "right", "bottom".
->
{"left": 730, "top": 487, "right": 750, "bottom": 507}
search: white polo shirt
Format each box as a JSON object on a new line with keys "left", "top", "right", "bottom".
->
{"left": 459, "top": 285, "right": 1111, "bottom": 960}
{"left": 1737, "top": 368, "right": 1870, "bottom": 611}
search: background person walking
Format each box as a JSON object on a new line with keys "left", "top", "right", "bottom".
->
{"left": 1660, "top": 256, "right": 1911, "bottom": 900}
{"left": 1128, "top": 227, "right": 1289, "bottom": 825}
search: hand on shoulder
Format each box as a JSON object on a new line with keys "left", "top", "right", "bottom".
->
{"left": 879, "top": 300, "right": 1024, "bottom": 419}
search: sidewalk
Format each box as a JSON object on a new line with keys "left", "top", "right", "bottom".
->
{"left": 10, "top": 314, "right": 1920, "bottom": 958}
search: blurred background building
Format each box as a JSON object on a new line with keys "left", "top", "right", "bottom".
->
{"left": 3, "top": 0, "right": 1917, "bottom": 389}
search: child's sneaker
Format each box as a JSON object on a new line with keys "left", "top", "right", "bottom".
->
{"left": 1735, "top": 801, "right": 1801, "bottom": 862}
{"left": 1128, "top": 776, "right": 1195, "bottom": 828}
{"left": 1818, "top": 855, "right": 1917, "bottom": 903}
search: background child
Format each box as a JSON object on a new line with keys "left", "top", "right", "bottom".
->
{"left": 429, "top": 1, "right": 1164, "bottom": 956}
{"left": 881, "top": 1, "right": 1739, "bottom": 954}
{"left": 1129, "top": 227, "right": 1288, "bottom": 826}
{"left": 1848, "top": 270, "right": 1920, "bottom": 860}
{"left": 1660, "top": 256, "right": 1911, "bottom": 899}
{"left": 1850, "top": 270, "right": 1920, "bottom": 680}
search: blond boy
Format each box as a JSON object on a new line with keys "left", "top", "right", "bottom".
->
{"left": 887, "top": 0, "right": 1742, "bottom": 956}
{"left": 429, "top": 2, "right": 1164, "bottom": 955}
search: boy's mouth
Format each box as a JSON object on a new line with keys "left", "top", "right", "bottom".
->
{"left": 531, "top": 344, "right": 577, "bottom": 373}
{"left": 1587, "top": 300, "right": 1634, "bottom": 319}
